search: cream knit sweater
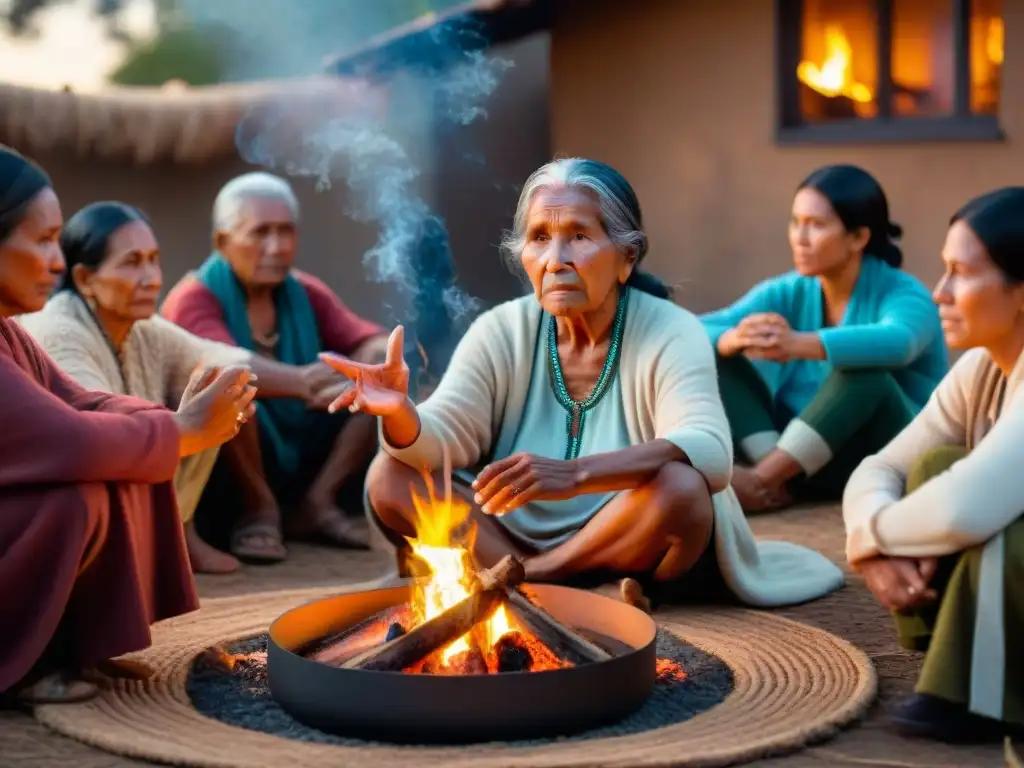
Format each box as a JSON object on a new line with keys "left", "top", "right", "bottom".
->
{"left": 384, "top": 289, "right": 844, "bottom": 607}
{"left": 843, "top": 345, "right": 1024, "bottom": 721}
{"left": 18, "top": 291, "right": 247, "bottom": 406}
{"left": 844, "top": 346, "right": 1024, "bottom": 563}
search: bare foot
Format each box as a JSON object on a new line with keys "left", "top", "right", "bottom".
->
{"left": 185, "top": 522, "right": 240, "bottom": 574}
{"left": 290, "top": 497, "right": 370, "bottom": 549}
{"left": 619, "top": 578, "right": 653, "bottom": 614}
{"left": 593, "top": 578, "right": 653, "bottom": 614}
{"left": 730, "top": 466, "right": 789, "bottom": 513}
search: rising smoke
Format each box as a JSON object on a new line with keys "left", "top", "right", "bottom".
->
{"left": 180, "top": 0, "right": 513, "bottom": 364}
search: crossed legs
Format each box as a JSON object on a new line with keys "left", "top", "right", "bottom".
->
{"left": 366, "top": 453, "right": 714, "bottom": 586}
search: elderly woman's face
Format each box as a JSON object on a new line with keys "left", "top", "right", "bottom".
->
{"left": 215, "top": 196, "right": 297, "bottom": 290}
{"left": 520, "top": 186, "right": 633, "bottom": 317}
{"left": 0, "top": 188, "right": 64, "bottom": 316}
{"left": 933, "top": 220, "right": 1024, "bottom": 351}
{"left": 74, "top": 220, "right": 163, "bottom": 322}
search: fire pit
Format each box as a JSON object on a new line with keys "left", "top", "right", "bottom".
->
{"left": 266, "top": 471, "right": 657, "bottom": 743}
{"left": 267, "top": 579, "right": 656, "bottom": 743}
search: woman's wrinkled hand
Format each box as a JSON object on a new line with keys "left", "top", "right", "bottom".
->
{"left": 858, "top": 556, "right": 938, "bottom": 612}
{"left": 175, "top": 365, "right": 257, "bottom": 456}
{"left": 472, "top": 452, "right": 583, "bottom": 515}
{"left": 319, "top": 326, "right": 409, "bottom": 416}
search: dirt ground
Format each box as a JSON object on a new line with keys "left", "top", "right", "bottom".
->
{"left": 1, "top": 504, "right": 1013, "bottom": 767}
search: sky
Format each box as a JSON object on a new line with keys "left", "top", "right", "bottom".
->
{"left": 0, "top": 0, "right": 155, "bottom": 92}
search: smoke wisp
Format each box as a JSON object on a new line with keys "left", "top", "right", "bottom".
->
{"left": 182, "top": 1, "right": 514, "bottom": 348}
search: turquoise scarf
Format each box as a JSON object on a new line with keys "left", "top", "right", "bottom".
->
{"left": 195, "top": 253, "right": 321, "bottom": 476}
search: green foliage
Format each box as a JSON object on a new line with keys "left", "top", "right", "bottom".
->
{"left": 109, "top": 25, "right": 224, "bottom": 86}
{"left": 2, "top": 0, "right": 478, "bottom": 86}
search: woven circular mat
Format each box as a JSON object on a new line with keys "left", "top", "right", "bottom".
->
{"left": 36, "top": 583, "right": 877, "bottom": 768}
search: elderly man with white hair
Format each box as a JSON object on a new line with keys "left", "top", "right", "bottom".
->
{"left": 162, "top": 171, "right": 388, "bottom": 562}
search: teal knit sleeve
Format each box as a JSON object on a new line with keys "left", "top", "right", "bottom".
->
{"left": 700, "top": 277, "right": 792, "bottom": 344}
{"left": 818, "top": 282, "right": 940, "bottom": 369}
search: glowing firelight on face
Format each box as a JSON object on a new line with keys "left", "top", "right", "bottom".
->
{"left": 406, "top": 473, "right": 514, "bottom": 666}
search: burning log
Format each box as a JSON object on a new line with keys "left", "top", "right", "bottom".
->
{"left": 340, "top": 555, "right": 526, "bottom": 671}
{"left": 304, "top": 604, "right": 412, "bottom": 665}
{"left": 437, "top": 647, "right": 488, "bottom": 676}
{"left": 502, "top": 587, "right": 612, "bottom": 666}
{"left": 493, "top": 631, "right": 534, "bottom": 673}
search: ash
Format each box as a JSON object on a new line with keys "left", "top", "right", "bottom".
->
{"left": 187, "top": 630, "right": 733, "bottom": 746}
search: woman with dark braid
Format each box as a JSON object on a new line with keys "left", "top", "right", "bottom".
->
{"left": 0, "top": 146, "right": 255, "bottom": 704}
{"left": 20, "top": 201, "right": 351, "bottom": 571}
{"left": 845, "top": 187, "right": 1024, "bottom": 742}
{"left": 702, "top": 165, "right": 947, "bottom": 513}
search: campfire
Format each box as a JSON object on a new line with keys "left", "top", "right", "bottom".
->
{"left": 265, "top": 460, "right": 658, "bottom": 742}
{"left": 301, "top": 474, "right": 613, "bottom": 675}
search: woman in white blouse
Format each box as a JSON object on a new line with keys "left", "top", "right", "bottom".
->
{"left": 843, "top": 187, "right": 1024, "bottom": 743}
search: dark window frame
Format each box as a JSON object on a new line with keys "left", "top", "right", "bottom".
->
{"left": 774, "top": 0, "right": 1004, "bottom": 144}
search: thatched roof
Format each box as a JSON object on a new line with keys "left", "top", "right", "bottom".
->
{"left": 0, "top": 76, "right": 385, "bottom": 166}
{"left": 325, "top": 0, "right": 550, "bottom": 78}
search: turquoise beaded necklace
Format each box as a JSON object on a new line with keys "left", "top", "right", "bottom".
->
{"left": 547, "top": 287, "right": 629, "bottom": 460}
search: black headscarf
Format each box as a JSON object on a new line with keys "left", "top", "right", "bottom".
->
{"left": 0, "top": 145, "right": 52, "bottom": 244}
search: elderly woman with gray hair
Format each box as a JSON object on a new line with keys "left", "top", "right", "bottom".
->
{"left": 326, "top": 157, "right": 843, "bottom": 608}
{"left": 162, "top": 172, "right": 389, "bottom": 562}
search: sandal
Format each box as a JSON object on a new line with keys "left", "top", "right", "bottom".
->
{"left": 290, "top": 509, "right": 370, "bottom": 550}
{"left": 230, "top": 521, "right": 288, "bottom": 564}
{"left": 17, "top": 672, "right": 97, "bottom": 705}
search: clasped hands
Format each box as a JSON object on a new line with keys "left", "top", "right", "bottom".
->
{"left": 858, "top": 555, "right": 939, "bottom": 612}
{"left": 720, "top": 313, "right": 821, "bottom": 363}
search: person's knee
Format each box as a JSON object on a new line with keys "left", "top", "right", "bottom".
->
{"left": 63, "top": 482, "right": 112, "bottom": 563}
{"left": 824, "top": 368, "right": 898, "bottom": 396}
{"left": 906, "top": 445, "right": 968, "bottom": 493}
{"left": 365, "top": 452, "right": 418, "bottom": 532}
{"left": 1003, "top": 516, "right": 1024, "bottom": 572}
{"left": 648, "top": 462, "right": 714, "bottom": 535}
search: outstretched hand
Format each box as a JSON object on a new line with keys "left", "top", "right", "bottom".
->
{"left": 319, "top": 326, "right": 409, "bottom": 416}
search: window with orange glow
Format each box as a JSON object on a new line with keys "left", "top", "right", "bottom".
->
{"left": 777, "top": 0, "right": 1004, "bottom": 141}
{"left": 971, "top": 0, "right": 1003, "bottom": 114}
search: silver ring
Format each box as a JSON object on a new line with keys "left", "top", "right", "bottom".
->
{"left": 511, "top": 486, "right": 521, "bottom": 496}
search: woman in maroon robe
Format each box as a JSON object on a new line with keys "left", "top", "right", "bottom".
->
{"left": 0, "top": 146, "right": 257, "bottom": 705}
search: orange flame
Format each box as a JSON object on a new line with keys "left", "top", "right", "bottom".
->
{"left": 405, "top": 472, "right": 513, "bottom": 666}
{"left": 797, "top": 25, "right": 873, "bottom": 104}
{"left": 987, "top": 18, "right": 1004, "bottom": 65}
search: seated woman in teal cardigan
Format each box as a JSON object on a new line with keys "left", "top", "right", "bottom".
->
{"left": 701, "top": 165, "right": 948, "bottom": 512}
